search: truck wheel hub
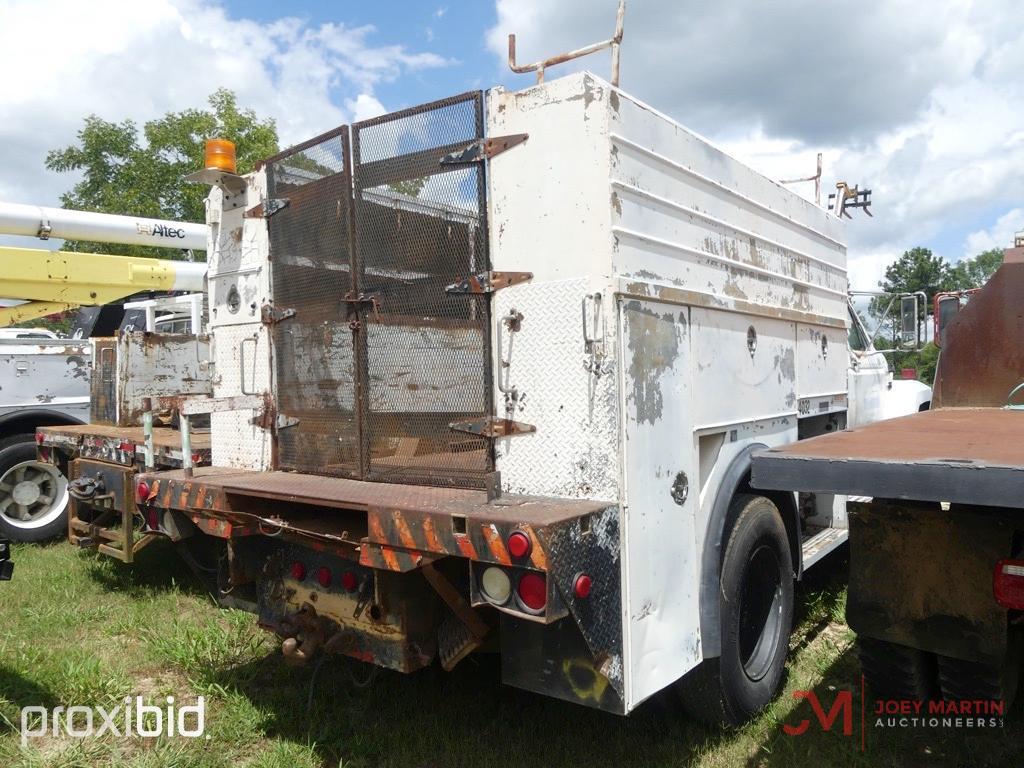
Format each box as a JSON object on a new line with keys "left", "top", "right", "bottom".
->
{"left": 12, "top": 479, "right": 41, "bottom": 506}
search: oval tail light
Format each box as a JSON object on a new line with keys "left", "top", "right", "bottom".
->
{"left": 517, "top": 572, "right": 547, "bottom": 613}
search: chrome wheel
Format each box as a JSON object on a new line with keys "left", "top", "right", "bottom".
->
{"left": 0, "top": 460, "right": 69, "bottom": 530}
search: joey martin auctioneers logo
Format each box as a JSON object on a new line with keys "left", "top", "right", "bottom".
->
{"left": 782, "top": 679, "right": 1005, "bottom": 752}
{"left": 20, "top": 696, "right": 206, "bottom": 746}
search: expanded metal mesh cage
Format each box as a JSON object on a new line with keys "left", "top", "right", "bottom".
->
{"left": 266, "top": 127, "right": 359, "bottom": 475}
{"left": 263, "top": 92, "right": 494, "bottom": 488}
{"left": 352, "top": 92, "right": 493, "bottom": 486}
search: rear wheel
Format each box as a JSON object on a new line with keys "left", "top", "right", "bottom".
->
{"left": 0, "top": 434, "right": 69, "bottom": 542}
{"left": 936, "top": 633, "right": 1021, "bottom": 707}
{"left": 858, "top": 637, "right": 937, "bottom": 700}
{"left": 679, "top": 494, "right": 794, "bottom": 725}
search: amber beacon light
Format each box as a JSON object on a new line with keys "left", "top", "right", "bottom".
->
{"left": 204, "top": 138, "right": 237, "bottom": 173}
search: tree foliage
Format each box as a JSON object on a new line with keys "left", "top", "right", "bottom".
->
{"left": 46, "top": 89, "right": 278, "bottom": 259}
{"left": 870, "top": 244, "right": 1006, "bottom": 386}
{"left": 950, "top": 248, "right": 1003, "bottom": 289}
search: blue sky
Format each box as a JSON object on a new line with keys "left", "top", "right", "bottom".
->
{"left": 224, "top": 1, "right": 501, "bottom": 113}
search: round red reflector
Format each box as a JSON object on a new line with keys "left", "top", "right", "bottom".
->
{"left": 290, "top": 562, "right": 306, "bottom": 581}
{"left": 136, "top": 480, "right": 150, "bottom": 505}
{"left": 507, "top": 531, "right": 531, "bottom": 559}
{"left": 316, "top": 567, "right": 332, "bottom": 588}
{"left": 574, "top": 574, "right": 593, "bottom": 599}
{"left": 340, "top": 571, "right": 358, "bottom": 592}
{"left": 517, "top": 572, "right": 547, "bottom": 612}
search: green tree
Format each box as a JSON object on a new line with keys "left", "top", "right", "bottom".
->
{"left": 950, "top": 247, "right": 1004, "bottom": 289}
{"left": 868, "top": 247, "right": 961, "bottom": 386}
{"left": 877, "top": 246, "right": 955, "bottom": 305}
{"left": 46, "top": 89, "right": 278, "bottom": 260}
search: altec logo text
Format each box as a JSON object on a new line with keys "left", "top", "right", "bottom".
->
{"left": 20, "top": 696, "right": 205, "bottom": 746}
{"left": 136, "top": 222, "right": 187, "bottom": 239}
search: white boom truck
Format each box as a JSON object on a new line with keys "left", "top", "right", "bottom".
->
{"left": 53, "top": 71, "right": 927, "bottom": 723}
{"left": 0, "top": 202, "right": 206, "bottom": 541}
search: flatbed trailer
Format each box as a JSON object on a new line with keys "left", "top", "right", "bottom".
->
{"left": 752, "top": 249, "right": 1024, "bottom": 705}
{"left": 40, "top": 423, "right": 211, "bottom": 562}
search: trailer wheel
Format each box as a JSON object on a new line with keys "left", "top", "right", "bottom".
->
{"left": 679, "top": 494, "right": 793, "bottom": 725}
{"left": 858, "top": 637, "right": 937, "bottom": 700}
{"left": 0, "top": 434, "right": 69, "bottom": 542}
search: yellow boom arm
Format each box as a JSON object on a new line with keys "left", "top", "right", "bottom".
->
{"left": 0, "top": 247, "right": 206, "bottom": 326}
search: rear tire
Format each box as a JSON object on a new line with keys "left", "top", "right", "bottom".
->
{"left": 937, "top": 634, "right": 1021, "bottom": 707}
{"left": 679, "top": 494, "right": 794, "bottom": 726}
{"left": 858, "top": 637, "right": 937, "bottom": 700}
{"left": 0, "top": 434, "right": 69, "bottom": 542}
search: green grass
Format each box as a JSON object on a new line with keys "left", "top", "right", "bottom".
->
{"left": 0, "top": 540, "right": 1021, "bottom": 767}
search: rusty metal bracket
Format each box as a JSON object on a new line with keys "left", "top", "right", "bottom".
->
{"left": 261, "top": 304, "right": 296, "bottom": 325}
{"left": 244, "top": 198, "right": 290, "bottom": 219}
{"left": 421, "top": 562, "right": 490, "bottom": 640}
{"left": 445, "top": 271, "right": 533, "bottom": 295}
{"left": 449, "top": 417, "right": 536, "bottom": 438}
{"left": 440, "top": 134, "right": 528, "bottom": 165}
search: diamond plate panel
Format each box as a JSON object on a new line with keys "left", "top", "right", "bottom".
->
{"left": 492, "top": 278, "right": 620, "bottom": 501}
{"left": 210, "top": 322, "right": 272, "bottom": 470}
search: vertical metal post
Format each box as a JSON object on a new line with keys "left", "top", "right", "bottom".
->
{"left": 814, "top": 153, "right": 822, "bottom": 206}
{"left": 144, "top": 305, "right": 156, "bottom": 332}
{"left": 180, "top": 413, "right": 193, "bottom": 478}
{"left": 610, "top": 0, "right": 625, "bottom": 86}
{"left": 142, "top": 397, "right": 155, "bottom": 470}
{"left": 189, "top": 294, "right": 202, "bottom": 334}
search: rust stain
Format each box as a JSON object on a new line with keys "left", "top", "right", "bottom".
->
{"left": 391, "top": 510, "right": 418, "bottom": 550}
{"left": 526, "top": 527, "right": 548, "bottom": 571}
{"left": 454, "top": 533, "right": 477, "bottom": 560}
{"left": 421, "top": 516, "right": 444, "bottom": 553}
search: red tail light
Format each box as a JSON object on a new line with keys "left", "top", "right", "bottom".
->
{"left": 316, "top": 567, "right": 332, "bottom": 588}
{"left": 517, "top": 572, "right": 546, "bottom": 612}
{"left": 35, "top": 432, "right": 45, "bottom": 445}
{"left": 994, "top": 559, "right": 1024, "bottom": 610}
{"left": 290, "top": 562, "right": 306, "bottom": 581}
{"left": 136, "top": 480, "right": 150, "bottom": 505}
{"left": 507, "top": 531, "right": 531, "bottom": 559}
{"left": 574, "top": 573, "right": 593, "bottom": 599}
{"left": 340, "top": 571, "right": 358, "bottom": 593}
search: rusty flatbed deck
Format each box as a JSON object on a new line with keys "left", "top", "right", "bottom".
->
{"left": 752, "top": 408, "right": 1024, "bottom": 508}
{"left": 141, "top": 467, "right": 616, "bottom": 573}
{"left": 40, "top": 424, "right": 211, "bottom": 451}
{"left": 148, "top": 468, "right": 608, "bottom": 526}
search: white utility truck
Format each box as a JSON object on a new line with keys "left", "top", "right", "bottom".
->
{"left": 52, "top": 70, "right": 927, "bottom": 723}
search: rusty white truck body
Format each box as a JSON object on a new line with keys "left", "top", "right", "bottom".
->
{"left": 90, "top": 72, "right": 926, "bottom": 718}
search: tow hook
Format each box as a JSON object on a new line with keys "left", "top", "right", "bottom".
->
{"left": 280, "top": 603, "right": 356, "bottom": 664}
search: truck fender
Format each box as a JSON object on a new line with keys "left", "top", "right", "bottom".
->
{"left": 698, "top": 443, "right": 800, "bottom": 658}
{"left": 0, "top": 409, "right": 87, "bottom": 437}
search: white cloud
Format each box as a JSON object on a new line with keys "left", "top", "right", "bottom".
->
{"left": 487, "top": 0, "right": 1024, "bottom": 290}
{"left": 963, "top": 208, "right": 1024, "bottom": 257}
{"left": 0, "top": 0, "right": 451, "bottom": 211}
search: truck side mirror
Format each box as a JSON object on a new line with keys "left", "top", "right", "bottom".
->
{"left": 899, "top": 294, "right": 921, "bottom": 349}
{"left": 935, "top": 294, "right": 961, "bottom": 349}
